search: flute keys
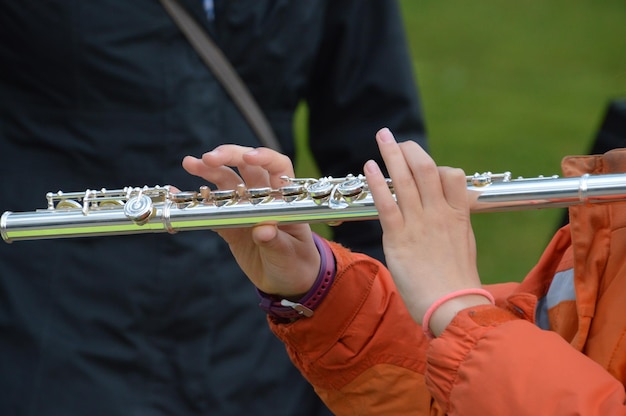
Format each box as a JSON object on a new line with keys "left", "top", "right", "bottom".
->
{"left": 337, "top": 177, "right": 365, "bottom": 204}
{"left": 171, "top": 192, "right": 197, "bottom": 204}
{"left": 210, "top": 189, "right": 238, "bottom": 207}
{"left": 56, "top": 199, "right": 82, "bottom": 209}
{"left": 468, "top": 172, "right": 512, "bottom": 187}
{"left": 171, "top": 191, "right": 198, "bottom": 209}
{"left": 124, "top": 194, "right": 154, "bottom": 225}
{"left": 99, "top": 200, "right": 124, "bottom": 208}
{"left": 246, "top": 187, "right": 273, "bottom": 205}
{"left": 199, "top": 186, "right": 211, "bottom": 202}
{"left": 279, "top": 185, "right": 306, "bottom": 202}
{"left": 307, "top": 181, "right": 334, "bottom": 205}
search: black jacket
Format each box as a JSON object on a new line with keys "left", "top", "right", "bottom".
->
{"left": 0, "top": 1, "right": 425, "bottom": 415}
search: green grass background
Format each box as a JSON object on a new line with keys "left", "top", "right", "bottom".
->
{"left": 294, "top": 0, "right": 625, "bottom": 284}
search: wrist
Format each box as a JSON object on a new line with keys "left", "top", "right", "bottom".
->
{"left": 422, "top": 288, "right": 495, "bottom": 339}
{"left": 428, "top": 294, "right": 493, "bottom": 337}
{"left": 257, "top": 233, "right": 336, "bottom": 322}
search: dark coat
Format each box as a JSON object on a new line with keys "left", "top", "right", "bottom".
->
{"left": 0, "top": 0, "right": 425, "bottom": 414}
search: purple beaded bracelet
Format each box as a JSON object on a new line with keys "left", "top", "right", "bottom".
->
{"left": 257, "top": 233, "right": 336, "bottom": 321}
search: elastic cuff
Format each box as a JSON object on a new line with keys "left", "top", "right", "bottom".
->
{"left": 257, "top": 233, "right": 336, "bottom": 321}
{"left": 422, "top": 288, "right": 495, "bottom": 339}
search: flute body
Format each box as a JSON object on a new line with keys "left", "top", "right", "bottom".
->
{"left": 3, "top": 172, "right": 626, "bottom": 243}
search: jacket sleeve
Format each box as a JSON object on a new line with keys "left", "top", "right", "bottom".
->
{"left": 269, "top": 242, "right": 445, "bottom": 415}
{"left": 426, "top": 306, "right": 626, "bottom": 415}
{"left": 304, "top": 0, "right": 426, "bottom": 262}
{"left": 269, "top": 242, "right": 626, "bottom": 415}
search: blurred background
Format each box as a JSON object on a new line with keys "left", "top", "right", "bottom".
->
{"left": 295, "top": 0, "right": 626, "bottom": 284}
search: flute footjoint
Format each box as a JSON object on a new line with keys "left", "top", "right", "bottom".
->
{"left": 2, "top": 171, "right": 626, "bottom": 243}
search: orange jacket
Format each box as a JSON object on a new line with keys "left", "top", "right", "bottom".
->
{"left": 269, "top": 149, "right": 626, "bottom": 415}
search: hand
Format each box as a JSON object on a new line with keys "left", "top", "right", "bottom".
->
{"left": 182, "top": 145, "right": 320, "bottom": 298}
{"left": 364, "top": 128, "right": 490, "bottom": 336}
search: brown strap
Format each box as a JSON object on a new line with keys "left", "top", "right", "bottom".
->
{"left": 160, "top": 0, "right": 283, "bottom": 152}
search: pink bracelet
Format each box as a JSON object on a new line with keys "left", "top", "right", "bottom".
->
{"left": 422, "top": 288, "right": 495, "bottom": 339}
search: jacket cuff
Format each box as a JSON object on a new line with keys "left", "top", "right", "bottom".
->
{"left": 268, "top": 242, "right": 381, "bottom": 356}
{"left": 425, "top": 305, "right": 519, "bottom": 410}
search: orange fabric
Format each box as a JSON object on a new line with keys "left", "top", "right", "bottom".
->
{"left": 269, "top": 148, "right": 626, "bottom": 415}
{"left": 270, "top": 246, "right": 443, "bottom": 414}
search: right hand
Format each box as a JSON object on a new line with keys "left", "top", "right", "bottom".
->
{"left": 364, "top": 128, "right": 487, "bottom": 335}
{"left": 182, "top": 145, "right": 320, "bottom": 298}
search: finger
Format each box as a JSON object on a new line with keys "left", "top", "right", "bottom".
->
{"left": 398, "top": 140, "right": 445, "bottom": 210}
{"left": 438, "top": 166, "right": 469, "bottom": 212}
{"left": 249, "top": 223, "right": 280, "bottom": 244}
{"left": 202, "top": 145, "right": 295, "bottom": 189}
{"left": 374, "top": 128, "right": 422, "bottom": 212}
{"left": 364, "top": 159, "right": 404, "bottom": 231}
{"left": 201, "top": 145, "right": 272, "bottom": 189}
{"left": 181, "top": 155, "right": 244, "bottom": 189}
{"left": 199, "top": 144, "right": 255, "bottom": 167}
{"left": 241, "top": 147, "right": 295, "bottom": 189}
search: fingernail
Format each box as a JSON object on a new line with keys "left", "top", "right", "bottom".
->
{"left": 364, "top": 160, "right": 381, "bottom": 174}
{"left": 376, "top": 127, "right": 394, "bottom": 143}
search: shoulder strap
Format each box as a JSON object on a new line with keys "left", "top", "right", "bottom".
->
{"left": 159, "top": 0, "right": 283, "bottom": 152}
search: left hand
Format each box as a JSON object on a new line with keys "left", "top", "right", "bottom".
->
{"left": 182, "top": 145, "right": 320, "bottom": 298}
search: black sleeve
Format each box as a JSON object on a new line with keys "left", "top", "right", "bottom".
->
{"left": 305, "top": 0, "right": 427, "bottom": 262}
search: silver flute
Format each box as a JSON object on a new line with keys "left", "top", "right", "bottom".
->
{"left": 3, "top": 171, "right": 626, "bottom": 243}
